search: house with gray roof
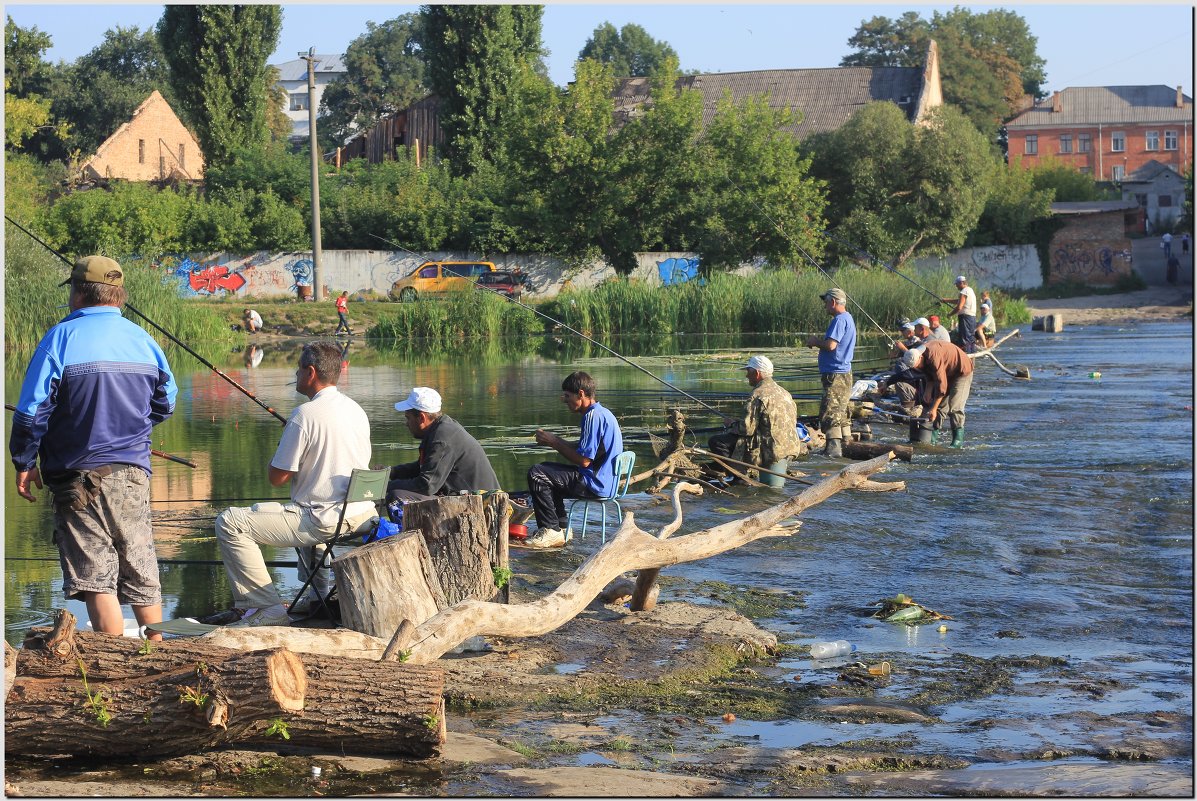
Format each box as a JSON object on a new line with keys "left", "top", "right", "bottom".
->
{"left": 271, "top": 53, "right": 346, "bottom": 141}
{"left": 1120, "top": 159, "right": 1186, "bottom": 229}
{"left": 1005, "top": 85, "right": 1193, "bottom": 182}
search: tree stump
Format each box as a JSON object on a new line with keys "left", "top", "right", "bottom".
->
{"left": 333, "top": 531, "right": 448, "bottom": 639}
{"left": 402, "top": 495, "right": 496, "bottom": 606}
{"left": 482, "top": 491, "right": 511, "bottom": 604}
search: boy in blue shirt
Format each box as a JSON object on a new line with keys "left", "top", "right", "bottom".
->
{"left": 804, "top": 287, "right": 856, "bottom": 458}
{"left": 525, "top": 372, "right": 623, "bottom": 549}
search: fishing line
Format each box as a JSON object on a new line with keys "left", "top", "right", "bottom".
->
{"left": 366, "top": 232, "right": 730, "bottom": 419}
{"left": 818, "top": 227, "right": 954, "bottom": 311}
{"left": 5, "top": 216, "right": 288, "bottom": 425}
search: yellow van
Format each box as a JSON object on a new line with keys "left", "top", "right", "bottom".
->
{"left": 388, "top": 261, "right": 496, "bottom": 302}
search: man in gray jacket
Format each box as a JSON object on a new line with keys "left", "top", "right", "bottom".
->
{"left": 386, "top": 387, "right": 500, "bottom": 503}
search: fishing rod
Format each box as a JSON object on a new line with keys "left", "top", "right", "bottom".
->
{"left": 819, "top": 227, "right": 954, "bottom": 311}
{"left": 5, "top": 216, "right": 288, "bottom": 425}
{"left": 7, "top": 555, "right": 301, "bottom": 568}
{"left": 367, "top": 232, "right": 731, "bottom": 419}
{"left": 3, "top": 403, "right": 198, "bottom": 468}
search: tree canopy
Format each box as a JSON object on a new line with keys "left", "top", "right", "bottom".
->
{"left": 578, "top": 22, "right": 678, "bottom": 78}
{"left": 840, "top": 7, "right": 1046, "bottom": 139}
{"left": 319, "top": 14, "right": 427, "bottom": 146}
{"left": 157, "top": 4, "right": 282, "bottom": 168}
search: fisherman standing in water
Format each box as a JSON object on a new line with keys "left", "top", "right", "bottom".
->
{"left": 805, "top": 288, "right": 856, "bottom": 459}
{"left": 10, "top": 256, "right": 178, "bottom": 640}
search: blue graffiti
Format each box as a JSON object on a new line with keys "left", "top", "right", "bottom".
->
{"left": 657, "top": 257, "right": 704, "bottom": 287}
{"left": 289, "top": 258, "right": 314, "bottom": 289}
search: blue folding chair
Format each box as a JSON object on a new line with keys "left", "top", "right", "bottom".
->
{"left": 567, "top": 451, "right": 637, "bottom": 544}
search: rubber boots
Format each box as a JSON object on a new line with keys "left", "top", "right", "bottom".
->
{"left": 824, "top": 437, "right": 843, "bottom": 459}
{"left": 930, "top": 429, "right": 940, "bottom": 445}
{"left": 950, "top": 428, "right": 965, "bottom": 448}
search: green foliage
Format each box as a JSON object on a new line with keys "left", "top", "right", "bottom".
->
{"left": 264, "top": 718, "right": 291, "bottom": 740}
{"left": 157, "top": 5, "right": 282, "bottom": 168}
{"left": 1026, "top": 156, "right": 1101, "bottom": 202}
{"left": 3, "top": 152, "right": 51, "bottom": 225}
{"left": 321, "top": 152, "right": 454, "bottom": 250}
{"left": 578, "top": 22, "right": 678, "bottom": 77}
{"left": 841, "top": 7, "right": 1046, "bottom": 137}
{"left": 319, "top": 14, "right": 427, "bottom": 146}
{"left": 77, "top": 659, "right": 112, "bottom": 728}
{"left": 5, "top": 15, "right": 54, "bottom": 96}
{"left": 971, "top": 160, "right": 1054, "bottom": 246}
{"left": 492, "top": 566, "right": 513, "bottom": 589}
{"left": 179, "top": 685, "right": 208, "bottom": 706}
{"left": 366, "top": 288, "right": 540, "bottom": 341}
{"left": 806, "top": 102, "right": 997, "bottom": 267}
{"left": 203, "top": 141, "right": 311, "bottom": 205}
{"left": 419, "top": 4, "right": 545, "bottom": 175}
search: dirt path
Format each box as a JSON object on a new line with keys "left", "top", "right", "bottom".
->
{"left": 1025, "top": 286, "right": 1193, "bottom": 325}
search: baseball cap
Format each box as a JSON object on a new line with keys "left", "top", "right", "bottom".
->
{"left": 820, "top": 287, "right": 847, "bottom": 303}
{"left": 60, "top": 255, "right": 124, "bottom": 287}
{"left": 743, "top": 355, "right": 774, "bottom": 375}
{"left": 981, "top": 301, "right": 991, "bottom": 309}
{"left": 955, "top": 275, "right": 967, "bottom": 283}
{"left": 394, "top": 387, "right": 442, "bottom": 413}
{"left": 900, "top": 347, "right": 925, "bottom": 369}
{"left": 901, "top": 322, "right": 915, "bottom": 331}
{"left": 913, "top": 317, "right": 930, "bottom": 328}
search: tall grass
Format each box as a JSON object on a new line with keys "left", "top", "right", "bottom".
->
{"left": 541, "top": 266, "right": 973, "bottom": 338}
{"left": 367, "top": 289, "right": 542, "bottom": 341}
{"left": 4, "top": 223, "right": 236, "bottom": 359}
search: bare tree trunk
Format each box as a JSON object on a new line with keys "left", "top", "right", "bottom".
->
{"left": 402, "top": 495, "right": 495, "bottom": 606}
{"left": 334, "top": 531, "right": 448, "bottom": 638}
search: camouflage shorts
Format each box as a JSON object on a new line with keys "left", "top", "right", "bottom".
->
{"left": 52, "top": 464, "right": 160, "bottom": 606}
{"left": 819, "top": 372, "right": 854, "bottom": 434}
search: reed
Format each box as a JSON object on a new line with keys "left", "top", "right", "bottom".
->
{"left": 4, "top": 224, "right": 236, "bottom": 359}
{"left": 366, "top": 289, "right": 541, "bottom": 341}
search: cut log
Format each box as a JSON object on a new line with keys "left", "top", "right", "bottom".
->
{"left": 631, "top": 482, "right": 703, "bottom": 612}
{"left": 398, "top": 454, "right": 895, "bottom": 663}
{"left": 482, "top": 491, "right": 511, "bottom": 603}
{"left": 333, "top": 530, "right": 448, "bottom": 639}
{"left": 402, "top": 495, "right": 496, "bottom": 606}
{"left": 843, "top": 440, "right": 913, "bottom": 462}
{"left": 6, "top": 610, "right": 447, "bottom": 759}
{"left": 5, "top": 640, "right": 16, "bottom": 699}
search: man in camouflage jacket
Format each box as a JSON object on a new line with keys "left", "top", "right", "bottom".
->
{"left": 708, "top": 355, "right": 804, "bottom": 474}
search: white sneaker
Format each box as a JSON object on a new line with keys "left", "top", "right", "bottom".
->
{"left": 228, "top": 604, "right": 291, "bottom": 628}
{"left": 524, "top": 527, "right": 567, "bottom": 549}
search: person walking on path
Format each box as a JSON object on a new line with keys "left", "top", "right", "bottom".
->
{"left": 804, "top": 288, "right": 856, "bottom": 459}
{"left": 524, "top": 371, "right": 623, "bottom": 549}
{"left": 10, "top": 255, "right": 178, "bottom": 640}
{"left": 1182, "top": 233, "right": 1190, "bottom": 256}
{"left": 208, "top": 342, "right": 376, "bottom": 626}
{"left": 1162, "top": 232, "right": 1173, "bottom": 259}
{"left": 334, "top": 291, "right": 352, "bottom": 335}
{"left": 944, "top": 275, "right": 978, "bottom": 353}
{"left": 707, "top": 355, "right": 804, "bottom": 485}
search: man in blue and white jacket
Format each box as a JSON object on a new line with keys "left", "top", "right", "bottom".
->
{"left": 10, "top": 255, "right": 177, "bottom": 639}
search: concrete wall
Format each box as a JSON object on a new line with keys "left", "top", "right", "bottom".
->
{"left": 1045, "top": 211, "right": 1135, "bottom": 286}
{"left": 147, "top": 250, "right": 714, "bottom": 300}
{"left": 912, "top": 244, "right": 1043, "bottom": 290}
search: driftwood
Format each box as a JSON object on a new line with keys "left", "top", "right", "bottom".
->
{"left": 630, "top": 482, "right": 703, "bottom": 612}
{"left": 5, "top": 610, "right": 446, "bottom": 759}
{"left": 389, "top": 454, "right": 895, "bottom": 664}
{"left": 333, "top": 531, "right": 448, "bottom": 639}
{"left": 842, "top": 440, "right": 913, "bottom": 462}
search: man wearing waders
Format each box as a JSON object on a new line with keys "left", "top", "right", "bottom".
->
{"left": 945, "top": 275, "right": 977, "bottom": 353}
{"left": 902, "top": 340, "right": 973, "bottom": 448}
{"left": 805, "top": 288, "right": 856, "bottom": 459}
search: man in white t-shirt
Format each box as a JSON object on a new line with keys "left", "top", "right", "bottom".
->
{"left": 207, "top": 342, "right": 376, "bottom": 626}
{"left": 944, "top": 275, "right": 978, "bottom": 353}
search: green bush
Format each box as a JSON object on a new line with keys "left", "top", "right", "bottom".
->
{"left": 366, "top": 289, "right": 541, "bottom": 341}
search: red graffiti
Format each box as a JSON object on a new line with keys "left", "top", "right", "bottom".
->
{"left": 189, "top": 265, "right": 247, "bottom": 294}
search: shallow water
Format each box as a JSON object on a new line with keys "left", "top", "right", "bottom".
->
{"left": 4, "top": 321, "right": 1192, "bottom": 773}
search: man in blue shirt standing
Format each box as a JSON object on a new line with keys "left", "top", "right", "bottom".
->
{"left": 10, "top": 255, "right": 177, "bottom": 639}
{"left": 524, "top": 371, "right": 623, "bottom": 549}
{"left": 804, "top": 287, "right": 856, "bottom": 459}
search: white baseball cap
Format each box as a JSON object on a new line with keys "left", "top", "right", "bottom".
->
{"left": 913, "top": 317, "right": 931, "bottom": 328}
{"left": 955, "top": 275, "right": 967, "bottom": 283}
{"left": 394, "top": 387, "right": 442, "bottom": 413}
{"left": 900, "top": 346, "right": 925, "bottom": 368}
{"left": 743, "top": 355, "right": 774, "bottom": 375}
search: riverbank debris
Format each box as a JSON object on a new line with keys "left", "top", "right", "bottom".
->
{"left": 869, "top": 593, "right": 953, "bottom": 625}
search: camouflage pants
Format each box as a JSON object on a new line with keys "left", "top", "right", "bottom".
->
{"left": 52, "top": 465, "right": 160, "bottom": 606}
{"left": 819, "top": 372, "right": 854, "bottom": 439}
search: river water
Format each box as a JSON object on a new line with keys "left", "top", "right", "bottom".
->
{"left": 4, "top": 320, "right": 1192, "bottom": 774}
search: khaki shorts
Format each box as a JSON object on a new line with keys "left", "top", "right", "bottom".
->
{"left": 53, "top": 464, "right": 160, "bottom": 606}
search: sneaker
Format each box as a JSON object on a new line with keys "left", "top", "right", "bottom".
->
{"left": 287, "top": 595, "right": 318, "bottom": 618}
{"left": 197, "top": 607, "right": 246, "bottom": 625}
{"left": 228, "top": 604, "right": 291, "bottom": 628}
{"left": 524, "top": 527, "right": 567, "bottom": 549}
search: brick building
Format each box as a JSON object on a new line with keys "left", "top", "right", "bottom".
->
{"left": 1047, "top": 201, "right": 1139, "bottom": 286}
{"left": 1005, "top": 85, "right": 1193, "bottom": 181}
{"left": 79, "top": 90, "right": 204, "bottom": 183}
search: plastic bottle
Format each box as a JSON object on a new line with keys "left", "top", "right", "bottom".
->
{"left": 810, "top": 640, "right": 856, "bottom": 660}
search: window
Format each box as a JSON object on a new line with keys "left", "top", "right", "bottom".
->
{"left": 1111, "top": 164, "right": 1125, "bottom": 181}
{"left": 418, "top": 266, "right": 438, "bottom": 279}
{"left": 1078, "top": 133, "right": 1091, "bottom": 153}
{"left": 1059, "top": 134, "right": 1073, "bottom": 154}
{"left": 159, "top": 156, "right": 166, "bottom": 176}
{"left": 178, "top": 143, "right": 185, "bottom": 168}
{"left": 138, "top": 139, "right": 145, "bottom": 164}
{"left": 1146, "top": 131, "right": 1160, "bottom": 150}
{"left": 1159, "top": 195, "right": 1173, "bottom": 207}
{"left": 1079, "top": 166, "right": 1091, "bottom": 174}
{"left": 290, "top": 92, "right": 309, "bottom": 111}
{"left": 1135, "top": 193, "right": 1148, "bottom": 208}
{"left": 1165, "top": 130, "right": 1178, "bottom": 150}
{"left": 1111, "top": 131, "right": 1125, "bottom": 152}
{"left": 1025, "top": 135, "right": 1038, "bottom": 155}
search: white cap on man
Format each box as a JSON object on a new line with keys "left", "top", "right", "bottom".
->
{"left": 900, "top": 346, "right": 926, "bottom": 369}
{"left": 394, "top": 387, "right": 442, "bottom": 413}
{"left": 955, "top": 275, "right": 967, "bottom": 284}
{"left": 913, "top": 317, "right": 931, "bottom": 328}
{"left": 743, "top": 355, "right": 774, "bottom": 375}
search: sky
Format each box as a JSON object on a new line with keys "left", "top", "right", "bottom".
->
{"left": 5, "top": 2, "right": 1194, "bottom": 94}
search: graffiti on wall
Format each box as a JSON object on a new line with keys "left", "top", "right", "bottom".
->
{"left": 968, "top": 245, "right": 1036, "bottom": 287}
{"left": 1050, "top": 243, "right": 1132, "bottom": 283}
{"left": 657, "top": 257, "right": 703, "bottom": 286}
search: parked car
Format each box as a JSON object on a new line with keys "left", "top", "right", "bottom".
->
{"left": 388, "top": 261, "right": 496, "bottom": 302}
{"left": 475, "top": 270, "right": 528, "bottom": 300}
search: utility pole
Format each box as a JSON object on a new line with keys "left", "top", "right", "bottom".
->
{"left": 302, "top": 47, "right": 324, "bottom": 301}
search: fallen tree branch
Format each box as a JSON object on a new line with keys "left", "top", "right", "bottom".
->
{"left": 631, "top": 482, "right": 703, "bottom": 611}
{"left": 396, "top": 454, "right": 895, "bottom": 664}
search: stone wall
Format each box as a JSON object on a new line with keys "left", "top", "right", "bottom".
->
{"left": 911, "top": 244, "right": 1043, "bottom": 290}
{"left": 1045, "top": 211, "right": 1134, "bottom": 286}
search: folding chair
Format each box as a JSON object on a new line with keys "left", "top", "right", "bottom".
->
{"left": 290, "top": 467, "right": 389, "bottom": 621}
{"left": 567, "top": 451, "right": 637, "bottom": 544}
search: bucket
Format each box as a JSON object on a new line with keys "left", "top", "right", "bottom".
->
{"left": 509, "top": 523, "right": 528, "bottom": 540}
{"left": 761, "top": 459, "right": 789, "bottom": 489}
{"left": 297, "top": 284, "right": 313, "bottom": 301}
{"left": 908, "top": 422, "right": 933, "bottom": 444}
